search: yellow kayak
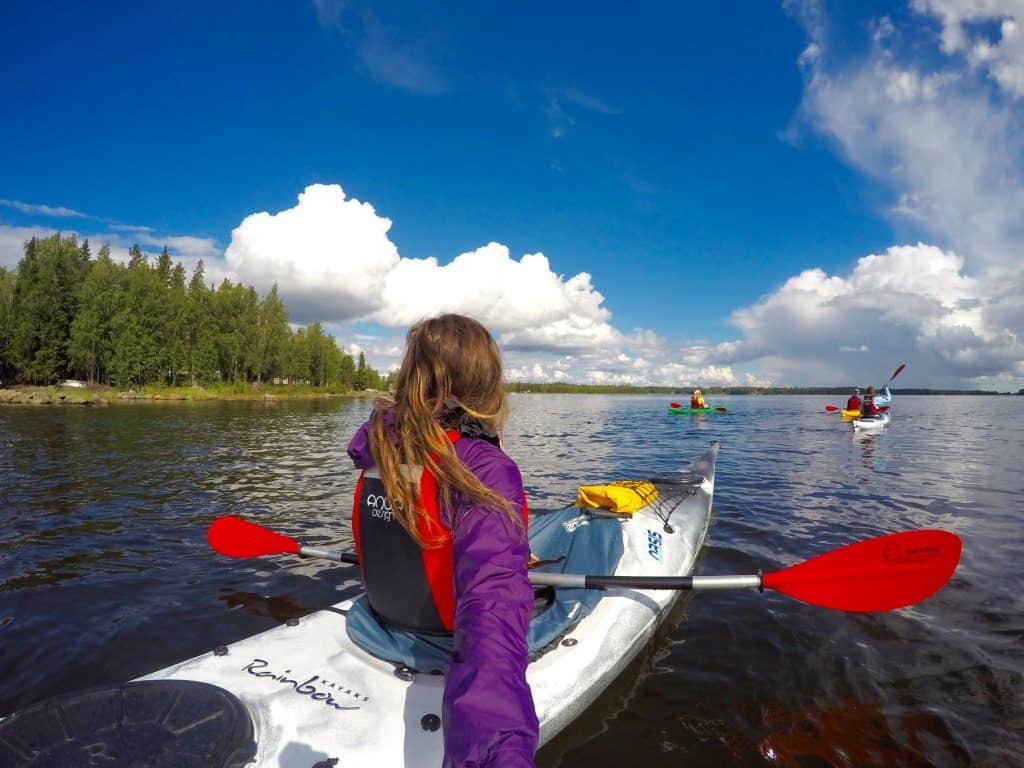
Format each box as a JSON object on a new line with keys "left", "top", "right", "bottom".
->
{"left": 841, "top": 409, "right": 860, "bottom": 421}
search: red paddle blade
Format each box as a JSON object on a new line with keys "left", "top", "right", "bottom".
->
{"left": 207, "top": 515, "right": 300, "bottom": 558}
{"left": 715, "top": 407, "right": 728, "bottom": 413}
{"left": 670, "top": 402, "right": 682, "bottom": 409}
{"left": 888, "top": 363, "right": 906, "bottom": 383}
{"left": 761, "top": 530, "right": 961, "bottom": 612}
{"left": 824, "top": 405, "right": 839, "bottom": 412}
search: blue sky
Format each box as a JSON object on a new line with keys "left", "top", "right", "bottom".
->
{"left": 2, "top": 1, "right": 1022, "bottom": 388}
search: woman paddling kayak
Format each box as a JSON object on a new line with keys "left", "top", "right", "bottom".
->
{"left": 346, "top": 313, "right": 537, "bottom": 768}
{"left": 690, "top": 388, "right": 706, "bottom": 409}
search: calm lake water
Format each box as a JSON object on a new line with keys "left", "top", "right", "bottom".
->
{"left": 1, "top": 394, "right": 1022, "bottom": 766}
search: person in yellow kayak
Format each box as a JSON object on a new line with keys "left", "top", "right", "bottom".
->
{"left": 690, "top": 389, "right": 706, "bottom": 409}
{"left": 846, "top": 388, "right": 861, "bottom": 412}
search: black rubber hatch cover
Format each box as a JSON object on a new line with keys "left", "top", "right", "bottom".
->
{"left": 0, "top": 679, "right": 256, "bottom": 768}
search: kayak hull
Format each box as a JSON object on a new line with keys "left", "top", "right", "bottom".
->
{"left": 131, "top": 443, "right": 721, "bottom": 766}
{"left": 669, "top": 406, "right": 723, "bottom": 414}
{"left": 853, "top": 412, "right": 891, "bottom": 431}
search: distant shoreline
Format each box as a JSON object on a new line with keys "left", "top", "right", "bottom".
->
{"left": 505, "top": 384, "right": 1018, "bottom": 396}
{"left": 0, "top": 384, "right": 380, "bottom": 406}
{"left": 2, "top": 382, "right": 1019, "bottom": 407}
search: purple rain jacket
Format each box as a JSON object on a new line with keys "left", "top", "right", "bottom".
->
{"left": 347, "top": 416, "right": 539, "bottom": 768}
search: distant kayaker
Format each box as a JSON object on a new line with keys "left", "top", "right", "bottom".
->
{"left": 690, "top": 389, "right": 706, "bottom": 409}
{"left": 846, "top": 388, "right": 861, "bottom": 411}
{"left": 861, "top": 386, "right": 880, "bottom": 417}
{"left": 346, "top": 313, "right": 538, "bottom": 768}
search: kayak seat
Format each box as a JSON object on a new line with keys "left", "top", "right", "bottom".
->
{"left": 345, "top": 506, "right": 626, "bottom": 673}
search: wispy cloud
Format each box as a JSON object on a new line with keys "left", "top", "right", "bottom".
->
{"left": 0, "top": 198, "right": 90, "bottom": 219}
{"left": 546, "top": 94, "right": 576, "bottom": 139}
{"left": 358, "top": 17, "right": 446, "bottom": 94}
{"left": 313, "top": 0, "right": 347, "bottom": 27}
{"left": 108, "top": 224, "right": 154, "bottom": 233}
{"left": 313, "top": 1, "right": 446, "bottom": 94}
{"left": 788, "top": 0, "right": 1024, "bottom": 267}
{"left": 545, "top": 84, "right": 619, "bottom": 139}
{"left": 132, "top": 232, "right": 220, "bottom": 259}
{"left": 563, "top": 85, "right": 620, "bottom": 115}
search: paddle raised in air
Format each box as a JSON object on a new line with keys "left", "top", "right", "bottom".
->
{"left": 208, "top": 516, "right": 960, "bottom": 612}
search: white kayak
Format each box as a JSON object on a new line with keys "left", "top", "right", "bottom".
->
{"left": 0, "top": 442, "right": 719, "bottom": 768}
{"left": 853, "top": 411, "right": 891, "bottom": 431}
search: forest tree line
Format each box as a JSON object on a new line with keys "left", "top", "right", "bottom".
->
{"left": 0, "top": 233, "right": 391, "bottom": 390}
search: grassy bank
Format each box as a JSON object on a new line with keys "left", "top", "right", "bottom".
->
{"left": 0, "top": 383, "right": 378, "bottom": 406}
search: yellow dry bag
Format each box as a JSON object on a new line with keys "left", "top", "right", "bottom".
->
{"left": 575, "top": 480, "right": 659, "bottom": 514}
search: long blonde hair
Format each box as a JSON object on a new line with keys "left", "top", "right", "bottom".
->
{"left": 368, "top": 314, "right": 517, "bottom": 547}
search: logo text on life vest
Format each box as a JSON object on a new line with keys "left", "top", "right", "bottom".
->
{"left": 365, "top": 493, "right": 396, "bottom": 522}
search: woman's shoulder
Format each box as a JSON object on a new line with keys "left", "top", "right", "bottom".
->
{"left": 453, "top": 437, "right": 523, "bottom": 496}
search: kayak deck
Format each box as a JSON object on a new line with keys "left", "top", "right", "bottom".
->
{"left": 133, "top": 443, "right": 720, "bottom": 767}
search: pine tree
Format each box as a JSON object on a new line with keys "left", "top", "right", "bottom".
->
{"left": 170, "top": 262, "right": 186, "bottom": 291}
{"left": 338, "top": 350, "right": 356, "bottom": 390}
{"left": 10, "top": 234, "right": 88, "bottom": 383}
{"left": 255, "top": 284, "right": 289, "bottom": 383}
{"left": 354, "top": 350, "right": 368, "bottom": 390}
{"left": 164, "top": 262, "right": 188, "bottom": 384}
{"left": 307, "top": 322, "right": 328, "bottom": 386}
{"left": 128, "top": 244, "right": 145, "bottom": 269}
{"left": 109, "top": 257, "right": 163, "bottom": 386}
{"left": 69, "top": 246, "right": 124, "bottom": 384}
{"left": 189, "top": 260, "right": 206, "bottom": 292}
{"left": 185, "top": 262, "right": 217, "bottom": 383}
{"left": 156, "top": 246, "right": 172, "bottom": 287}
{"left": 288, "top": 327, "right": 311, "bottom": 383}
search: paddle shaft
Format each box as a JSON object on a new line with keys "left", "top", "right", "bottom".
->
{"left": 299, "top": 544, "right": 759, "bottom": 591}
{"left": 537, "top": 573, "right": 760, "bottom": 590}
{"left": 300, "top": 545, "right": 358, "bottom": 564}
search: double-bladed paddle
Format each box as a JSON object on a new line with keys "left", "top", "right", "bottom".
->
{"left": 669, "top": 402, "right": 728, "bottom": 413}
{"left": 207, "top": 516, "right": 960, "bottom": 612}
{"left": 826, "top": 405, "right": 889, "bottom": 414}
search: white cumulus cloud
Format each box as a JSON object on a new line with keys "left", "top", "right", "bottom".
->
{"left": 224, "top": 185, "right": 621, "bottom": 352}
{"left": 692, "top": 243, "right": 1022, "bottom": 387}
{"left": 225, "top": 184, "right": 401, "bottom": 323}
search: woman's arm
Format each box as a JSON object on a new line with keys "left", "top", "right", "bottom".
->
{"left": 443, "top": 444, "right": 538, "bottom": 768}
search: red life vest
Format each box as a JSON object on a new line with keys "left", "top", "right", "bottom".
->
{"left": 351, "top": 430, "right": 528, "bottom": 635}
